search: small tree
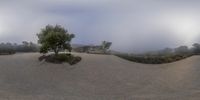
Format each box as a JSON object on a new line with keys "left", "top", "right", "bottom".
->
{"left": 101, "top": 41, "right": 112, "bottom": 53}
{"left": 37, "top": 25, "right": 75, "bottom": 56}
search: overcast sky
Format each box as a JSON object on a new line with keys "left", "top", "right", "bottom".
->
{"left": 0, "top": 0, "right": 200, "bottom": 53}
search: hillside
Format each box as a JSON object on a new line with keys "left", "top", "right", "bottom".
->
{"left": 0, "top": 53, "right": 199, "bottom": 100}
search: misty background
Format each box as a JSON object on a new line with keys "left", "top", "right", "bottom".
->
{"left": 0, "top": 0, "right": 200, "bottom": 53}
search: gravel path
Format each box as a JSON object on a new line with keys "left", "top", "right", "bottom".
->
{"left": 0, "top": 53, "right": 199, "bottom": 100}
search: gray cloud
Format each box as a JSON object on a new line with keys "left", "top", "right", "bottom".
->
{"left": 0, "top": 0, "right": 200, "bottom": 53}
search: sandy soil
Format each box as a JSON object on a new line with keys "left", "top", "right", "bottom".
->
{"left": 0, "top": 53, "right": 199, "bottom": 100}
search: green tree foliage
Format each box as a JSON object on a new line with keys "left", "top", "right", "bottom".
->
{"left": 101, "top": 41, "right": 112, "bottom": 53}
{"left": 37, "top": 25, "right": 75, "bottom": 55}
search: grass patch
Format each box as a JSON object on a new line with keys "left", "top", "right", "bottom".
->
{"left": 39, "top": 53, "right": 81, "bottom": 65}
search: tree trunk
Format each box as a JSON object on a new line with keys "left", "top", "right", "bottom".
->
{"left": 54, "top": 49, "right": 59, "bottom": 56}
{"left": 67, "top": 47, "right": 72, "bottom": 55}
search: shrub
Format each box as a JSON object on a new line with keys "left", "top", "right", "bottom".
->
{"left": 39, "top": 53, "right": 81, "bottom": 65}
{"left": 115, "top": 53, "right": 193, "bottom": 64}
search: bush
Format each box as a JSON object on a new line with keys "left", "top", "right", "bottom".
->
{"left": 39, "top": 53, "right": 81, "bottom": 65}
{"left": 115, "top": 54, "right": 193, "bottom": 64}
{"left": 0, "top": 48, "right": 15, "bottom": 55}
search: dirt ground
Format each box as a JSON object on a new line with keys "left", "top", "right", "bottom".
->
{"left": 0, "top": 53, "right": 199, "bottom": 100}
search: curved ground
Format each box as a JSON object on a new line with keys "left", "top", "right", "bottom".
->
{"left": 0, "top": 53, "right": 200, "bottom": 100}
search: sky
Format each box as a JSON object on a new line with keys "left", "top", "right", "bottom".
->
{"left": 0, "top": 0, "right": 200, "bottom": 53}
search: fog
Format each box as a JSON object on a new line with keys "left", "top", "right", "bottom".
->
{"left": 0, "top": 0, "right": 200, "bottom": 53}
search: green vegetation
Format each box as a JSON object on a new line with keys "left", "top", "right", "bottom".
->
{"left": 116, "top": 54, "right": 193, "bottom": 64}
{"left": 116, "top": 44, "right": 200, "bottom": 64}
{"left": 1, "top": 23, "right": 200, "bottom": 65}
{"left": 101, "top": 41, "right": 112, "bottom": 53}
{"left": 0, "top": 42, "right": 39, "bottom": 55}
{"left": 37, "top": 24, "right": 75, "bottom": 55}
{"left": 39, "top": 53, "right": 81, "bottom": 65}
{"left": 192, "top": 43, "right": 200, "bottom": 55}
{"left": 37, "top": 24, "right": 81, "bottom": 65}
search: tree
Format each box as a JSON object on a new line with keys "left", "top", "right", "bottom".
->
{"left": 192, "top": 43, "right": 200, "bottom": 54}
{"left": 101, "top": 41, "right": 112, "bottom": 53}
{"left": 37, "top": 25, "right": 75, "bottom": 56}
{"left": 174, "top": 46, "right": 189, "bottom": 54}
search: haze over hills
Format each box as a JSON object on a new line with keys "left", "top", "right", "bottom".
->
{"left": 1, "top": 0, "right": 200, "bottom": 52}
